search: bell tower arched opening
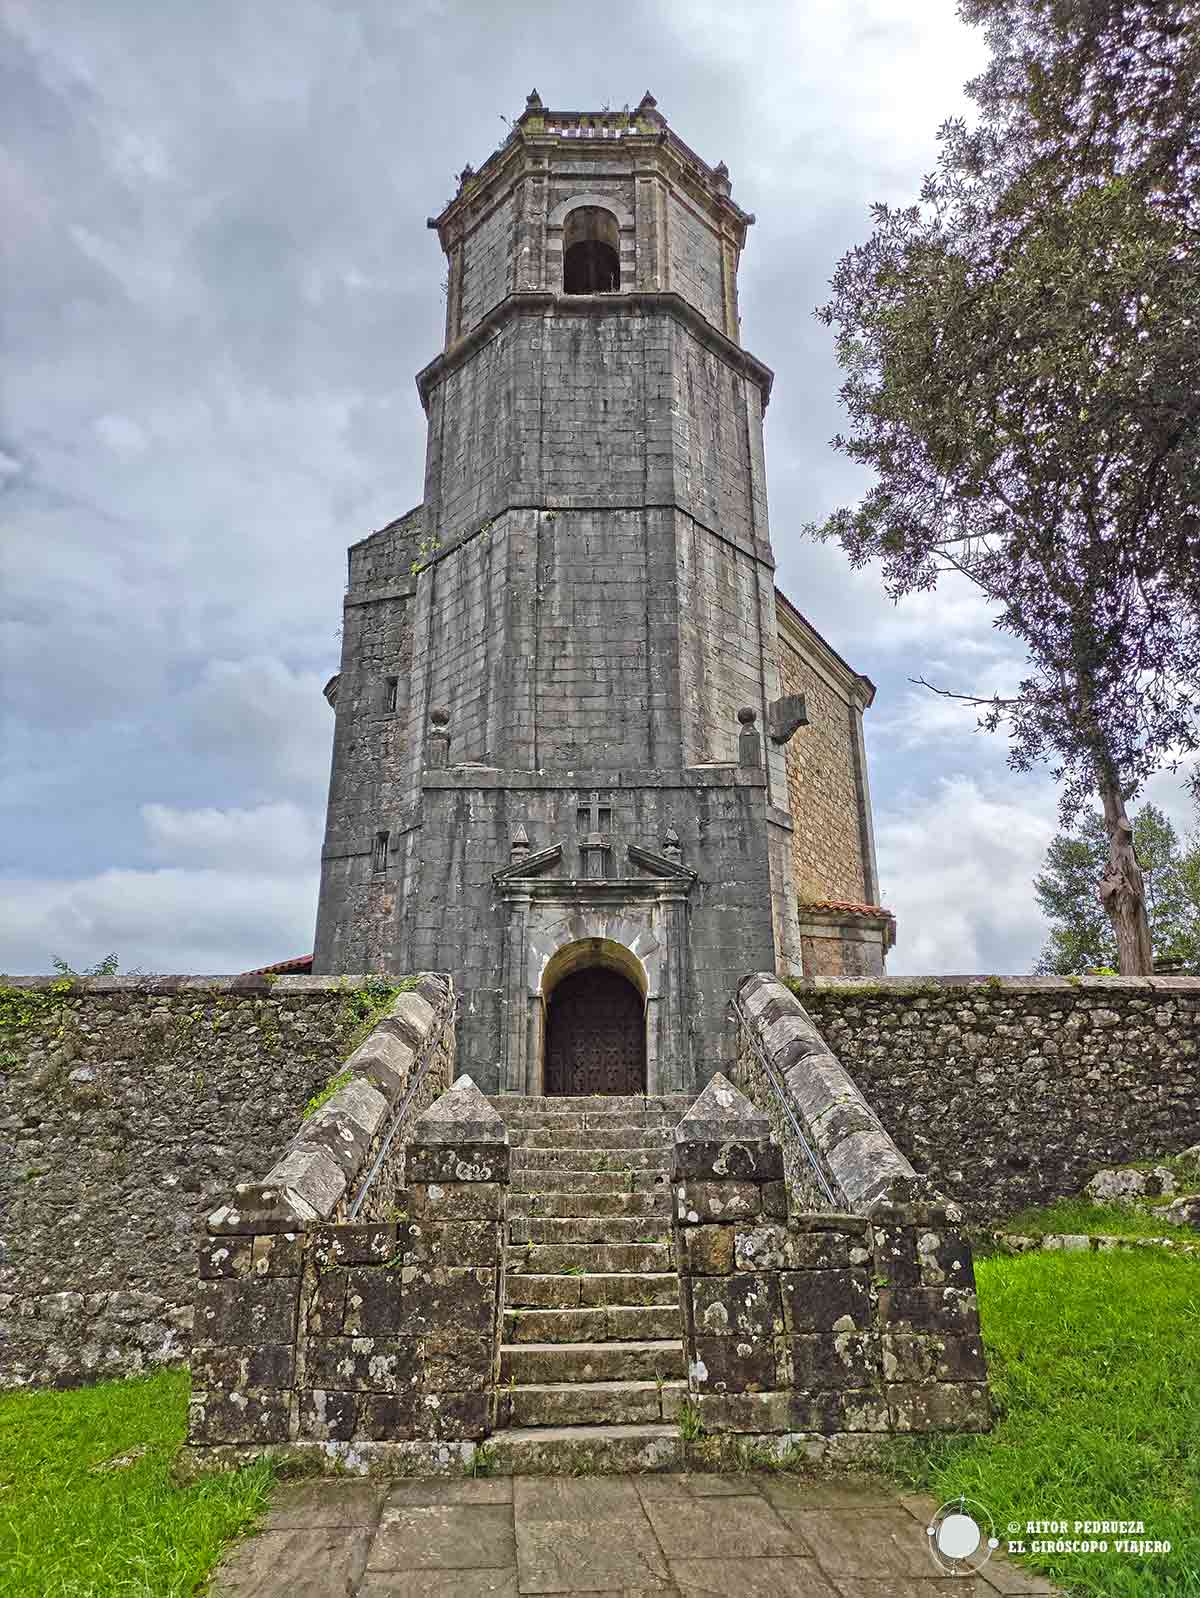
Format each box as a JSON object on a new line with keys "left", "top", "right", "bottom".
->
{"left": 562, "top": 206, "right": 620, "bottom": 293}
{"left": 540, "top": 938, "right": 647, "bottom": 1095}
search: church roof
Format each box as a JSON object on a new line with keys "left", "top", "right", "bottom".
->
{"left": 774, "top": 586, "right": 877, "bottom": 707}
{"left": 240, "top": 954, "right": 313, "bottom": 976}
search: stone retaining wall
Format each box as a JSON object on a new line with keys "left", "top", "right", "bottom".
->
{"left": 672, "top": 1075, "right": 990, "bottom": 1440}
{"left": 794, "top": 976, "right": 1200, "bottom": 1221}
{"left": 0, "top": 973, "right": 452, "bottom": 1390}
{"left": 185, "top": 1072, "right": 508, "bottom": 1474}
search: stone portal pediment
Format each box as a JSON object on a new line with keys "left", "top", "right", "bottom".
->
{"left": 493, "top": 842, "right": 564, "bottom": 882}
{"left": 627, "top": 842, "right": 697, "bottom": 882}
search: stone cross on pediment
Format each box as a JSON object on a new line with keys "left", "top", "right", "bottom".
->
{"left": 577, "top": 791, "right": 612, "bottom": 880}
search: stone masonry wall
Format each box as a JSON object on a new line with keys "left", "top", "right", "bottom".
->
{"left": 797, "top": 977, "right": 1200, "bottom": 1222}
{"left": 0, "top": 975, "right": 443, "bottom": 1390}
{"left": 776, "top": 629, "right": 868, "bottom": 908}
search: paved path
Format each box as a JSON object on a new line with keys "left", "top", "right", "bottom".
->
{"left": 210, "top": 1471, "right": 1059, "bottom": 1596}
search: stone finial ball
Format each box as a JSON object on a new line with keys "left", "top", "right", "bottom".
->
{"left": 737, "top": 707, "right": 757, "bottom": 724}
{"left": 430, "top": 708, "right": 450, "bottom": 727}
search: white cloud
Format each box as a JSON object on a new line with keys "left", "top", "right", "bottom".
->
{"left": 93, "top": 412, "right": 148, "bottom": 455}
{"left": 877, "top": 774, "right": 1057, "bottom": 973}
{"left": 141, "top": 800, "right": 321, "bottom": 874}
{"left": 0, "top": 865, "right": 318, "bottom": 976}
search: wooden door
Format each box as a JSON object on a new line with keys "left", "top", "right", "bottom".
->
{"left": 544, "top": 968, "right": 646, "bottom": 1095}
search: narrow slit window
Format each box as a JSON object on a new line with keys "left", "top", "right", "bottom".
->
{"left": 373, "top": 831, "right": 389, "bottom": 872}
{"left": 385, "top": 676, "right": 399, "bottom": 712}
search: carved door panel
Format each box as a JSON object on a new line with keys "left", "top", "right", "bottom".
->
{"left": 544, "top": 968, "right": 646, "bottom": 1095}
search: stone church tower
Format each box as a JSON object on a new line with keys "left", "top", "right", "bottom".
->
{"left": 313, "top": 93, "right": 893, "bottom": 1095}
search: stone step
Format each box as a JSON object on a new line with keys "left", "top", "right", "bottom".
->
{"left": 501, "top": 1380, "right": 687, "bottom": 1428}
{"left": 507, "top": 1242, "right": 673, "bottom": 1274}
{"left": 500, "top": 1339, "right": 686, "bottom": 1385}
{"left": 508, "top": 1125, "right": 675, "bottom": 1151}
{"left": 512, "top": 1147, "right": 671, "bottom": 1174}
{"left": 503, "top": 1304, "right": 680, "bottom": 1344}
{"left": 508, "top": 1189, "right": 672, "bottom": 1219}
{"left": 510, "top": 1167, "right": 670, "bottom": 1195}
{"left": 499, "top": 1109, "right": 685, "bottom": 1132}
{"left": 486, "top": 1423, "right": 685, "bottom": 1476}
{"left": 490, "top": 1095, "right": 693, "bottom": 1116}
{"left": 509, "top": 1216, "right": 672, "bottom": 1246}
{"left": 505, "top": 1272, "right": 680, "bottom": 1309}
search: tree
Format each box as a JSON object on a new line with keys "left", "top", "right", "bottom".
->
{"left": 810, "top": 0, "right": 1200, "bottom": 973}
{"left": 1035, "top": 803, "right": 1200, "bottom": 972}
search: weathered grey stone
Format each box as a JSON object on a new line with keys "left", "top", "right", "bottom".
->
{"left": 208, "top": 1184, "right": 321, "bottom": 1236}
{"left": 410, "top": 1075, "right": 507, "bottom": 1144}
{"left": 674, "top": 1073, "right": 771, "bottom": 1144}
{"left": 262, "top": 1145, "right": 347, "bottom": 1220}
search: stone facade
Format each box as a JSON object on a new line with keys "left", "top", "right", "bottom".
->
{"left": 797, "top": 976, "right": 1200, "bottom": 1220}
{"left": 0, "top": 974, "right": 453, "bottom": 1390}
{"left": 312, "top": 94, "right": 890, "bottom": 1092}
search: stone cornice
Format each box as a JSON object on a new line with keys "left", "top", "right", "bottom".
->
{"left": 775, "top": 588, "right": 876, "bottom": 710}
{"left": 414, "top": 290, "right": 773, "bottom": 411}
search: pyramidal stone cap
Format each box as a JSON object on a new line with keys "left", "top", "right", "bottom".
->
{"left": 410, "top": 1073, "right": 508, "bottom": 1144}
{"left": 674, "top": 1072, "right": 771, "bottom": 1143}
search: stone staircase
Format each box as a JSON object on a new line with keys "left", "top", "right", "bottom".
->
{"left": 486, "top": 1093, "right": 693, "bottom": 1471}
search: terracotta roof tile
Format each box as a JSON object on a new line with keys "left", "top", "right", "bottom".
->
{"left": 241, "top": 954, "right": 314, "bottom": 976}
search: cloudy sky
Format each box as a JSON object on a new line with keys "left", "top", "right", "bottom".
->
{"left": 3, "top": 0, "right": 1195, "bottom": 977}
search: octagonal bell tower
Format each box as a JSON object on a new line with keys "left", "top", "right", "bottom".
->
{"left": 314, "top": 92, "right": 805, "bottom": 1095}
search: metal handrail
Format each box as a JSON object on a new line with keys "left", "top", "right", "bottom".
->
{"left": 346, "top": 1037, "right": 445, "bottom": 1220}
{"left": 729, "top": 990, "right": 838, "bottom": 1209}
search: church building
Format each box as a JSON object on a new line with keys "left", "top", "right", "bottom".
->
{"left": 312, "top": 92, "right": 894, "bottom": 1096}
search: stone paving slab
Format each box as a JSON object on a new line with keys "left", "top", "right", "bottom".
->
{"left": 208, "top": 1471, "right": 1065, "bottom": 1596}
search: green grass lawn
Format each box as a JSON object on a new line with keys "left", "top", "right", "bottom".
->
{"left": 995, "top": 1197, "right": 1200, "bottom": 1241}
{"left": 0, "top": 1370, "right": 271, "bottom": 1597}
{"left": 882, "top": 1249, "right": 1200, "bottom": 1597}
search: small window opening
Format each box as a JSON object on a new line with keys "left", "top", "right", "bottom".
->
{"left": 373, "top": 831, "right": 389, "bottom": 872}
{"left": 563, "top": 206, "right": 621, "bottom": 294}
{"left": 384, "top": 676, "right": 399, "bottom": 712}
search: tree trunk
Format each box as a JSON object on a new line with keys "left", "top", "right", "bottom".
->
{"left": 1096, "top": 775, "right": 1154, "bottom": 975}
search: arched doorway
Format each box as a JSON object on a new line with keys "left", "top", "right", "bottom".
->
{"left": 541, "top": 939, "right": 647, "bottom": 1095}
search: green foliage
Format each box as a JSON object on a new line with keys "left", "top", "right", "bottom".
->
{"left": 51, "top": 953, "right": 127, "bottom": 978}
{"left": 1035, "top": 803, "right": 1200, "bottom": 973}
{"left": 335, "top": 976, "right": 413, "bottom": 1055}
{"left": 465, "top": 1442, "right": 496, "bottom": 1478}
{"left": 997, "top": 1198, "right": 1199, "bottom": 1242}
{"left": 302, "top": 1068, "right": 354, "bottom": 1120}
{"left": 0, "top": 1370, "right": 273, "bottom": 1597}
{"left": 809, "top": 3, "right": 1200, "bottom": 834}
{"left": 878, "top": 1249, "right": 1200, "bottom": 1595}
{"left": 676, "top": 1400, "right": 706, "bottom": 1444}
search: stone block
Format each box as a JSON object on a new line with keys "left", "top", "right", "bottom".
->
{"left": 305, "top": 1337, "right": 416, "bottom": 1393}
{"left": 690, "top": 1335, "right": 775, "bottom": 1393}
{"left": 674, "top": 1181, "right": 762, "bottom": 1224}
{"left": 406, "top": 1144, "right": 510, "bottom": 1185}
{"left": 343, "top": 1268, "right": 404, "bottom": 1336}
{"left": 882, "top": 1285, "right": 979, "bottom": 1334}
{"left": 261, "top": 1146, "right": 347, "bottom": 1223}
{"left": 191, "top": 1343, "right": 295, "bottom": 1391}
{"left": 189, "top": 1388, "right": 291, "bottom": 1445}
{"left": 208, "top": 1183, "right": 320, "bottom": 1236}
{"left": 671, "top": 1139, "right": 783, "bottom": 1184}
{"left": 871, "top": 1224, "right": 920, "bottom": 1288}
{"left": 779, "top": 1268, "right": 871, "bottom": 1333}
{"left": 881, "top": 1332, "right": 988, "bottom": 1385}
{"left": 199, "top": 1237, "right": 253, "bottom": 1280}
{"left": 837, "top": 1389, "right": 892, "bottom": 1432}
{"left": 312, "top": 1223, "right": 397, "bottom": 1268}
{"left": 915, "top": 1229, "right": 977, "bottom": 1289}
{"left": 673, "top": 1073, "right": 772, "bottom": 1143}
{"left": 402, "top": 1266, "right": 498, "bottom": 1339}
{"left": 692, "top": 1389, "right": 803, "bottom": 1434}
{"left": 786, "top": 1331, "right": 881, "bottom": 1390}
{"left": 677, "top": 1224, "right": 734, "bottom": 1276}
{"left": 415, "top": 1329, "right": 496, "bottom": 1391}
{"left": 400, "top": 1220, "right": 502, "bottom": 1268}
{"left": 409, "top": 1073, "right": 506, "bottom": 1143}
{"left": 410, "top": 1181, "right": 504, "bottom": 1221}
{"left": 297, "top": 1388, "right": 359, "bottom": 1441}
{"left": 762, "top": 1181, "right": 788, "bottom": 1219}
{"left": 251, "top": 1233, "right": 305, "bottom": 1278}
{"left": 691, "top": 1273, "right": 783, "bottom": 1339}
{"left": 193, "top": 1277, "right": 298, "bottom": 1347}
{"left": 305, "top": 1271, "right": 348, "bottom": 1336}
{"left": 886, "top": 1382, "right": 992, "bottom": 1432}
